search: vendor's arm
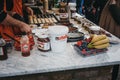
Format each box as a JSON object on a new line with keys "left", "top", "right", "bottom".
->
{"left": 109, "top": 0, "right": 120, "bottom": 25}
{"left": 1, "top": 14, "right": 31, "bottom": 33}
{"left": 0, "top": 0, "right": 31, "bottom": 33}
{"left": 22, "top": 2, "right": 34, "bottom": 16}
{"left": 26, "top": 7, "right": 34, "bottom": 15}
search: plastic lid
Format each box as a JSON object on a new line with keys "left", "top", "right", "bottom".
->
{"left": 48, "top": 25, "right": 69, "bottom": 35}
{"left": 68, "top": 3, "right": 76, "bottom": 7}
{"left": 89, "top": 26, "right": 101, "bottom": 31}
{"left": 70, "top": 7, "right": 76, "bottom": 11}
{"left": 37, "top": 34, "right": 48, "bottom": 38}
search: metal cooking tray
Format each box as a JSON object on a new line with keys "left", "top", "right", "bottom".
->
{"left": 67, "top": 32, "right": 84, "bottom": 42}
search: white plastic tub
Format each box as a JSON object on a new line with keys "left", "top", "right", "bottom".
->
{"left": 48, "top": 25, "right": 69, "bottom": 53}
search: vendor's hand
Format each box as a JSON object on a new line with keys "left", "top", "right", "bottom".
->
{"left": 111, "top": 0, "right": 116, "bottom": 4}
{"left": 26, "top": 7, "right": 34, "bottom": 15}
{"left": 20, "top": 22, "right": 31, "bottom": 34}
{"left": 7, "top": 11, "right": 16, "bottom": 16}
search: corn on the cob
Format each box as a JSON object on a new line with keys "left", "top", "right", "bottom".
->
{"left": 91, "top": 34, "right": 107, "bottom": 43}
{"left": 94, "top": 43, "right": 110, "bottom": 49}
{"left": 92, "top": 37, "right": 109, "bottom": 46}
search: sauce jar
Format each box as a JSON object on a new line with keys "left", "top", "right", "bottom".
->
{"left": 59, "top": 2, "right": 69, "bottom": 21}
{"left": 0, "top": 35, "right": 8, "bottom": 60}
{"left": 37, "top": 34, "right": 50, "bottom": 52}
{"left": 71, "top": 8, "right": 76, "bottom": 19}
{"left": 14, "top": 35, "right": 34, "bottom": 51}
{"left": 5, "top": 39, "right": 13, "bottom": 53}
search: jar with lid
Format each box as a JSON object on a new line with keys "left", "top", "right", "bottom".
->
{"left": 0, "top": 35, "right": 8, "bottom": 60}
{"left": 5, "top": 39, "right": 13, "bottom": 53}
{"left": 59, "top": 2, "right": 69, "bottom": 22}
{"left": 71, "top": 8, "right": 76, "bottom": 19}
{"left": 43, "top": 0, "right": 48, "bottom": 13}
{"left": 37, "top": 34, "right": 50, "bottom": 52}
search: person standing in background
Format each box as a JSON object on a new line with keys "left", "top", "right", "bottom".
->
{"left": 82, "top": 0, "right": 108, "bottom": 24}
{"left": 76, "top": 0, "right": 84, "bottom": 14}
{"left": 99, "top": 0, "right": 120, "bottom": 38}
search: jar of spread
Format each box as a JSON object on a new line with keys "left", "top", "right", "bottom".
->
{"left": 37, "top": 34, "right": 50, "bottom": 52}
{"left": 71, "top": 8, "right": 76, "bottom": 19}
{"left": 59, "top": 2, "right": 69, "bottom": 22}
{"left": 0, "top": 35, "right": 8, "bottom": 60}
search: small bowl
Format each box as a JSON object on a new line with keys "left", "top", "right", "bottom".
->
{"left": 68, "top": 27, "right": 78, "bottom": 33}
{"left": 89, "top": 26, "right": 101, "bottom": 34}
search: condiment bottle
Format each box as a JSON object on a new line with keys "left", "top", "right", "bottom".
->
{"left": 37, "top": 34, "right": 50, "bottom": 52}
{"left": 28, "top": 33, "right": 35, "bottom": 50}
{"left": 20, "top": 32, "right": 30, "bottom": 57}
{"left": 0, "top": 35, "right": 8, "bottom": 60}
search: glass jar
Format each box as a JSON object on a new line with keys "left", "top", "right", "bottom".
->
{"left": 71, "top": 8, "right": 76, "bottom": 19}
{"left": 0, "top": 35, "right": 8, "bottom": 60}
{"left": 37, "top": 34, "right": 50, "bottom": 52}
{"left": 59, "top": 2, "right": 69, "bottom": 22}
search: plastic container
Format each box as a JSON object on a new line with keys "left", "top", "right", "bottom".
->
{"left": 48, "top": 25, "right": 69, "bottom": 53}
{"left": 68, "top": 3, "right": 76, "bottom": 19}
{"left": 68, "top": 3, "right": 76, "bottom": 8}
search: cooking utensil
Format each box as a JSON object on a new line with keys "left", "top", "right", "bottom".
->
{"left": 67, "top": 32, "right": 84, "bottom": 42}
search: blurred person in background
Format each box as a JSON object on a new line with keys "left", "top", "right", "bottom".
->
{"left": 0, "top": 0, "right": 33, "bottom": 39}
{"left": 76, "top": 0, "right": 84, "bottom": 15}
{"left": 76, "top": 0, "right": 107, "bottom": 24}
{"left": 82, "top": 0, "right": 108, "bottom": 24}
{"left": 99, "top": 0, "right": 120, "bottom": 38}
{"left": 99, "top": 1, "right": 120, "bottom": 79}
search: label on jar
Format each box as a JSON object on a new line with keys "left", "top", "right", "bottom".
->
{"left": 37, "top": 41, "right": 50, "bottom": 51}
{"left": 0, "top": 47, "right": 4, "bottom": 55}
{"left": 55, "top": 35, "right": 67, "bottom": 41}
{"left": 21, "top": 43, "right": 30, "bottom": 53}
{"left": 71, "top": 12, "right": 76, "bottom": 18}
{"left": 60, "top": 13, "right": 69, "bottom": 19}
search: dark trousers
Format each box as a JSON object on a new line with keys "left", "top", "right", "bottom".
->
{"left": 112, "top": 65, "right": 119, "bottom": 80}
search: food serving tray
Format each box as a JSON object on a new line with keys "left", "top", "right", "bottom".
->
{"left": 74, "top": 44, "right": 108, "bottom": 57}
